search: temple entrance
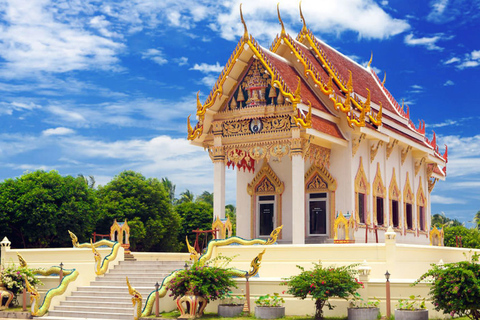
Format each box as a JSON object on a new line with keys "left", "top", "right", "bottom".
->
{"left": 308, "top": 193, "right": 328, "bottom": 235}
{"left": 258, "top": 195, "right": 275, "bottom": 236}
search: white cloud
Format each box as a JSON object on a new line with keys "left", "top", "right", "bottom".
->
{"left": 430, "top": 194, "right": 466, "bottom": 204}
{"left": 444, "top": 57, "right": 460, "bottom": 64}
{"left": 443, "top": 80, "right": 454, "bottom": 86}
{"left": 190, "top": 62, "right": 223, "bottom": 74}
{"left": 427, "top": 0, "right": 450, "bottom": 22}
{"left": 141, "top": 49, "right": 168, "bottom": 65}
{"left": 0, "top": 0, "right": 124, "bottom": 77}
{"left": 42, "top": 127, "right": 75, "bottom": 136}
{"left": 444, "top": 50, "right": 480, "bottom": 69}
{"left": 174, "top": 57, "right": 189, "bottom": 66}
{"left": 404, "top": 33, "right": 448, "bottom": 51}
{"left": 200, "top": 76, "right": 217, "bottom": 88}
{"left": 411, "top": 85, "right": 423, "bottom": 90}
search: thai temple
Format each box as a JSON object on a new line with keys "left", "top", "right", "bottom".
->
{"left": 187, "top": 6, "right": 448, "bottom": 246}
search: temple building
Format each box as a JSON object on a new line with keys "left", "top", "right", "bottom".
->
{"left": 187, "top": 7, "right": 447, "bottom": 245}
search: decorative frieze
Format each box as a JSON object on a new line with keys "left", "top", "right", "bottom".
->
{"left": 222, "top": 114, "right": 291, "bottom": 137}
{"left": 305, "top": 144, "right": 331, "bottom": 168}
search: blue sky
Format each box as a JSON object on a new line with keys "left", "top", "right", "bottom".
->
{"left": 0, "top": 0, "right": 479, "bottom": 224}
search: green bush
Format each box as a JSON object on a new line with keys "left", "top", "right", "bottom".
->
{"left": 283, "top": 263, "right": 362, "bottom": 320}
{"left": 415, "top": 253, "right": 480, "bottom": 319}
{"left": 0, "top": 263, "right": 43, "bottom": 306}
{"left": 166, "top": 260, "right": 237, "bottom": 302}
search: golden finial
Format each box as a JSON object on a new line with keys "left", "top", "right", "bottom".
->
{"left": 294, "top": 76, "right": 302, "bottom": 100}
{"left": 347, "top": 70, "right": 353, "bottom": 92}
{"left": 382, "top": 72, "right": 386, "bottom": 86}
{"left": 299, "top": 1, "right": 307, "bottom": 32}
{"left": 17, "top": 252, "right": 27, "bottom": 268}
{"left": 277, "top": 3, "right": 286, "bottom": 37}
{"left": 367, "top": 52, "right": 373, "bottom": 69}
{"left": 240, "top": 4, "right": 248, "bottom": 40}
{"left": 196, "top": 91, "right": 202, "bottom": 111}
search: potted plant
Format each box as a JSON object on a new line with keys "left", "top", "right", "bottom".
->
{"left": 218, "top": 291, "right": 245, "bottom": 317}
{"left": 255, "top": 293, "right": 285, "bottom": 319}
{"left": 166, "top": 260, "right": 237, "bottom": 318}
{"left": 1, "top": 263, "right": 42, "bottom": 306}
{"left": 348, "top": 296, "right": 380, "bottom": 320}
{"left": 395, "top": 295, "right": 428, "bottom": 320}
{"left": 283, "top": 262, "right": 362, "bottom": 320}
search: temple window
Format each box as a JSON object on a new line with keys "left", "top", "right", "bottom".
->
{"left": 354, "top": 158, "right": 369, "bottom": 225}
{"left": 406, "top": 203, "right": 413, "bottom": 229}
{"left": 376, "top": 197, "right": 384, "bottom": 226}
{"left": 392, "top": 200, "right": 399, "bottom": 227}
{"left": 419, "top": 206, "right": 425, "bottom": 231}
{"left": 308, "top": 192, "right": 328, "bottom": 235}
{"left": 258, "top": 195, "right": 275, "bottom": 236}
{"left": 417, "top": 177, "right": 427, "bottom": 232}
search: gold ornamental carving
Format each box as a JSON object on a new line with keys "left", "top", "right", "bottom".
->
{"left": 428, "top": 177, "right": 438, "bottom": 193}
{"left": 306, "top": 144, "right": 331, "bottom": 168}
{"left": 226, "top": 148, "right": 246, "bottom": 165}
{"left": 208, "top": 146, "right": 225, "bottom": 163}
{"left": 401, "top": 146, "right": 412, "bottom": 165}
{"left": 222, "top": 115, "right": 291, "bottom": 137}
{"left": 291, "top": 138, "right": 302, "bottom": 156}
{"left": 386, "top": 139, "right": 398, "bottom": 159}
{"left": 415, "top": 157, "right": 426, "bottom": 176}
{"left": 247, "top": 161, "right": 284, "bottom": 196}
{"left": 305, "top": 165, "right": 337, "bottom": 192}
{"left": 352, "top": 133, "right": 366, "bottom": 157}
{"left": 370, "top": 141, "right": 383, "bottom": 163}
{"left": 355, "top": 157, "right": 370, "bottom": 195}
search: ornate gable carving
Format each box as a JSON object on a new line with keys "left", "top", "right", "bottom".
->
{"left": 247, "top": 161, "right": 284, "bottom": 195}
{"left": 417, "top": 176, "right": 426, "bottom": 207}
{"left": 403, "top": 172, "right": 414, "bottom": 204}
{"left": 305, "top": 165, "right": 337, "bottom": 192}
{"left": 389, "top": 168, "right": 401, "bottom": 201}
{"left": 355, "top": 157, "right": 369, "bottom": 194}
{"left": 372, "top": 163, "right": 386, "bottom": 198}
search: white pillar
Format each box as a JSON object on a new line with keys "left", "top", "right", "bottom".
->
{"left": 214, "top": 160, "right": 226, "bottom": 219}
{"left": 291, "top": 135, "right": 305, "bottom": 244}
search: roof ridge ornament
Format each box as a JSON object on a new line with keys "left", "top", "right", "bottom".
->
{"left": 382, "top": 72, "right": 386, "bottom": 86}
{"left": 240, "top": 4, "right": 249, "bottom": 40}
{"left": 277, "top": 3, "right": 286, "bottom": 37}
{"left": 299, "top": 1, "right": 307, "bottom": 33}
{"left": 367, "top": 51, "right": 373, "bottom": 69}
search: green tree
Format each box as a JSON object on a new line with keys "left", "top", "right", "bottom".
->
{"left": 175, "top": 201, "right": 213, "bottom": 251}
{"left": 284, "top": 263, "right": 362, "bottom": 320}
{"left": 196, "top": 191, "right": 213, "bottom": 206}
{"left": 161, "top": 177, "right": 176, "bottom": 205}
{"left": 431, "top": 212, "right": 462, "bottom": 228}
{"left": 0, "top": 170, "right": 98, "bottom": 248}
{"left": 177, "top": 189, "right": 195, "bottom": 204}
{"left": 444, "top": 226, "right": 480, "bottom": 249}
{"left": 225, "top": 204, "right": 237, "bottom": 236}
{"left": 474, "top": 210, "right": 480, "bottom": 230}
{"left": 415, "top": 253, "right": 480, "bottom": 319}
{"left": 96, "top": 170, "right": 181, "bottom": 251}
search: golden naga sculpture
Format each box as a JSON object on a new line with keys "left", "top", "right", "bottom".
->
{"left": 127, "top": 277, "right": 143, "bottom": 320}
{"left": 20, "top": 255, "right": 79, "bottom": 317}
{"left": 140, "top": 226, "right": 282, "bottom": 317}
{"left": 89, "top": 238, "right": 121, "bottom": 275}
{"left": 186, "top": 236, "right": 199, "bottom": 262}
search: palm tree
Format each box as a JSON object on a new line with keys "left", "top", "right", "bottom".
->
{"left": 78, "top": 174, "right": 95, "bottom": 189}
{"left": 161, "top": 177, "right": 176, "bottom": 205}
{"left": 473, "top": 210, "right": 480, "bottom": 229}
{"left": 177, "top": 189, "right": 195, "bottom": 204}
{"left": 196, "top": 191, "right": 213, "bottom": 206}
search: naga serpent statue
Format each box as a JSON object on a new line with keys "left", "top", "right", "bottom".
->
{"left": 132, "top": 225, "right": 282, "bottom": 317}
{"left": 18, "top": 253, "right": 79, "bottom": 317}
{"left": 126, "top": 277, "right": 143, "bottom": 320}
{"left": 68, "top": 230, "right": 121, "bottom": 275}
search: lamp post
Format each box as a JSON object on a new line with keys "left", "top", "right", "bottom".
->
{"left": 243, "top": 272, "right": 251, "bottom": 315}
{"left": 385, "top": 271, "right": 391, "bottom": 319}
{"left": 22, "top": 278, "right": 27, "bottom": 311}
{"left": 59, "top": 262, "right": 64, "bottom": 284}
{"left": 184, "top": 262, "right": 188, "bottom": 270}
{"left": 155, "top": 282, "right": 160, "bottom": 317}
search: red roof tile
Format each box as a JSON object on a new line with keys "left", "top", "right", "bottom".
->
{"left": 311, "top": 116, "right": 345, "bottom": 140}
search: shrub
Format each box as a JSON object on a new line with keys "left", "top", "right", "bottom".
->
{"left": 166, "top": 260, "right": 237, "bottom": 302}
{"left": 415, "top": 253, "right": 480, "bottom": 319}
{"left": 0, "top": 263, "right": 43, "bottom": 306}
{"left": 397, "top": 295, "right": 426, "bottom": 310}
{"left": 283, "top": 262, "right": 362, "bottom": 320}
{"left": 255, "top": 293, "right": 285, "bottom": 307}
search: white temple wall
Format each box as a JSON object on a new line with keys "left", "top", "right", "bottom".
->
{"left": 329, "top": 143, "right": 352, "bottom": 216}
{"left": 236, "top": 168, "right": 255, "bottom": 239}
{"left": 269, "top": 157, "right": 293, "bottom": 242}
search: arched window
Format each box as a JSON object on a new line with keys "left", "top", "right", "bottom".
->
{"left": 247, "top": 161, "right": 284, "bottom": 238}
{"left": 389, "top": 168, "right": 402, "bottom": 229}
{"left": 372, "top": 163, "right": 386, "bottom": 227}
{"left": 355, "top": 157, "right": 370, "bottom": 225}
{"left": 417, "top": 177, "right": 427, "bottom": 232}
{"left": 403, "top": 173, "right": 415, "bottom": 231}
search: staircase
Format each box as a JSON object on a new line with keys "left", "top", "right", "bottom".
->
{"left": 41, "top": 260, "right": 185, "bottom": 320}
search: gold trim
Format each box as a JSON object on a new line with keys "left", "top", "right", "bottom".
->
{"left": 355, "top": 157, "right": 370, "bottom": 224}
{"left": 386, "top": 139, "right": 398, "bottom": 160}
{"left": 248, "top": 161, "right": 284, "bottom": 238}
{"left": 388, "top": 168, "right": 402, "bottom": 230}
{"left": 401, "top": 146, "right": 412, "bottom": 165}
{"left": 352, "top": 133, "right": 366, "bottom": 157}
{"left": 429, "top": 226, "right": 444, "bottom": 246}
{"left": 372, "top": 163, "right": 386, "bottom": 226}
{"left": 416, "top": 176, "right": 427, "bottom": 232}
{"left": 403, "top": 172, "right": 415, "bottom": 232}
{"left": 415, "top": 157, "right": 426, "bottom": 176}
{"left": 370, "top": 141, "right": 383, "bottom": 163}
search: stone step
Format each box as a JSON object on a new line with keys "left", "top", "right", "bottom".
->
{"left": 53, "top": 305, "right": 133, "bottom": 314}
{"left": 46, "top": 310, "right": 133, "bottom": 320}
{"left": 59, "top": 300, "right": 134, "bottom": 308}
{"left": 66, "top": 295, "right": 134, "bottom": 303}
{"left": 96, "top": 273, "right": 169, "bottom": 280}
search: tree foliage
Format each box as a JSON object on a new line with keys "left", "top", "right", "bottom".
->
{"left": 444, "top": 226, "right": 480, "bottom": 249}
{"left": 175, "top": 201, "right": 213, "bottom": 250}
{"left": 96, "top": 170, "right": 181, "bottom": 251}
{"left": 283, "top": 263, "right": 362, "bottom": 320}
{"left": 415, "top": 253, "right": 480, "bottom": 319}
{"left": 0, "top": 170, "right": 97, "bottom": 248}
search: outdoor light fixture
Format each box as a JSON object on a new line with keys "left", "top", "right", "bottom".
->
{"left": 385, "top": 270, "right": 391, "bottom": 319}
{"left": 184, "top": 262, "right": 188, "bottom": 270}
{"left": 60, "top": 262, "right": 63, "bottom": 270}
{"left": 385, "top": 270, "right": 390, "bottom": 281}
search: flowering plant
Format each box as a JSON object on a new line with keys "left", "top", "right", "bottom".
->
{"left": 414, "top": 253, "right": 480, "bottom": 319}
{"left": 0, "top": 263, "right": 43, "bottom": 306}
{"left": 166, "top": 260, "right": 237, "bottom": 302}
{"left": 283, "top": 262, "right": 362, "bottom": 320}
{"left": 349, "top": 296, "right": 380, "bottom": 308}
{"left": 396, "top": 295, "right": 426, "bottom": 311}
{"left": 220, "top": 291, "right": 245, "bottom": 305}
{"left": 255, "top": 293, "right": 285, "bottom": 307}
